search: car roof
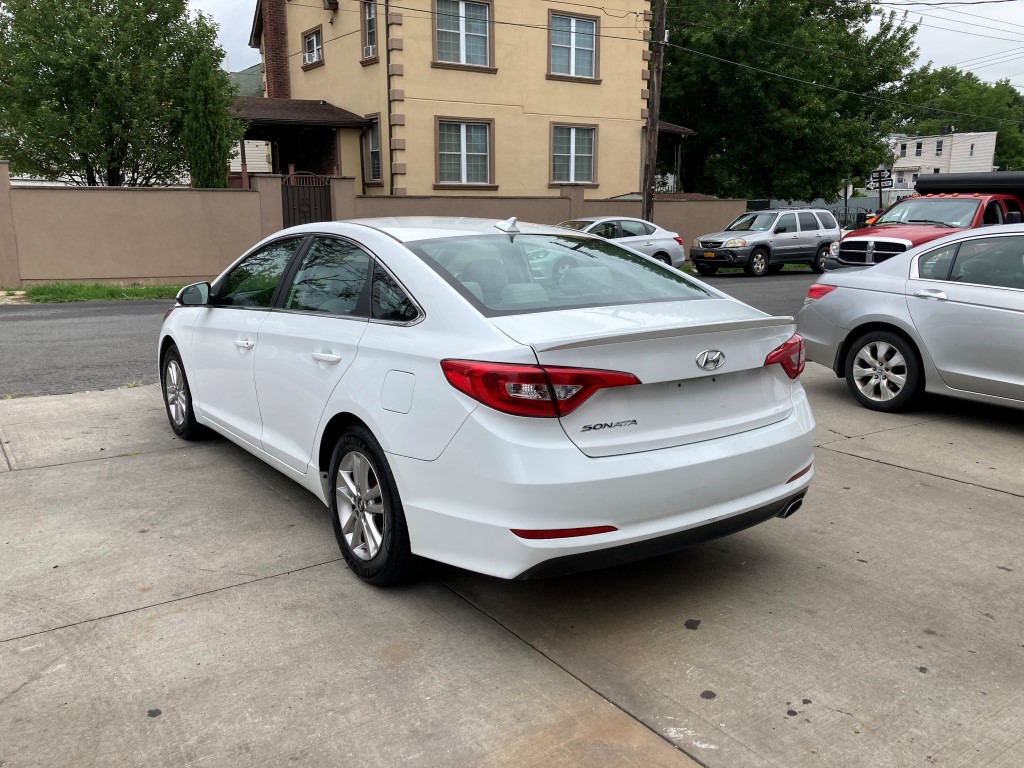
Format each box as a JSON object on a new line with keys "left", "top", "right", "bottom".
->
{"left": 276, "top": 216, "right": 585, "bottom": 244}
{"left": 560, "top": 216, "right": 654, "bottom": 224}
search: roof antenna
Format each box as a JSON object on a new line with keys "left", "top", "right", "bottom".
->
{"left": 493, "top": 216, "right": 520, "bottom": 241}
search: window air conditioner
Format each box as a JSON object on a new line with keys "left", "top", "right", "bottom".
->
{"left": 303, "top": 51, "right": 320, "bottom": 65}
{"left": 323, "top": 0, "right": 339, "bottom": 10}
{"left": 363, "top": 45, "right": 376, "bottom": 59}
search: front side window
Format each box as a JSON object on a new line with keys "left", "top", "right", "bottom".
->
{"left": 436, "top": 0, "right": 489, "bottom": 66}
{"left": 725, "top": 212, "right": 776, "bottom": 232}
{"left": 982, "top": 201, "right": 1004, "bottom": 225}
{"left": 361, "top": 2, "right": 378, "bottom": 61}
{"left": 365, "top": 117, "right": 382, "bottom": 182}
{"left": 552, "top": 125, "right": 595, "bottom": 183}
{"left": 284, "top": 237, "right": 372, "bottom": 315}
{"left": 409, "top": 234, "right": 712, "bottom": 316}
{"left": 797, "top": 212, "right": 819, "bottom": 231}
{"left": 438, "top": 120, "right": 490, "bottom": 184}
{"left": 775, "top": 213, "right": 796, "bottom": 233}
{"left": 218, "top": 238, "right": 303, "bottom": 308}
{"left": 550, "top": 14, "right": 597, "bottom": 79}
{"left": 302, "top": 28, "right": 323, "bottom": 67}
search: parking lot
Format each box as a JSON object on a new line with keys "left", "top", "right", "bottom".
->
{"left": 2, "top": 337, "right": 1022, "bottom": 765}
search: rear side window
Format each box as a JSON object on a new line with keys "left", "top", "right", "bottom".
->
{"left": 949, "top": 236, "right": 1024, "bottom": 289}
{"left": 617, "top": 219, "right": 649, "bottom": 237}
{"left": 409, "top": 234, "right": 711, "bottom": 316}
{"left": 815, "top": 211, "right": 838, "bottom": 229}
{"left": 798, "top": 213, "right": 819, "bottom": 231}
{"left": 284, "top": 237, "right": 371, "bottom": 316}
{"left": 371, "top": 263, "right": 420, "bottom": 322}
{"left": 1005, "top": 199, "right": 1022, "bottom": 216}
{"left": 218, "top": 237, "right": 303, "bottom": 308}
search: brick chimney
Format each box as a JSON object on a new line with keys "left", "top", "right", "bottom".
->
{"left": 262, "top": 0, "right": 291, "bottom": 99}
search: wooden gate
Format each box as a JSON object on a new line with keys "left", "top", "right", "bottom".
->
{"left": 282, "top": 172, "right": 331, "bottom": 227}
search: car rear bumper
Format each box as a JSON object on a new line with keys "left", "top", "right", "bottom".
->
{"left": 389, "top": 390, "right": 816, "bottom": 579}
{"left": 796, "top": 303, "right": 847, "bottom": 375}
{"left": 689, "top": 245, "right": 753, "bottom": 265}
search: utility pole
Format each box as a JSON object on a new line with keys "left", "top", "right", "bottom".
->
{"left": 641, "top": 0, "right": 667, "bottom": 222}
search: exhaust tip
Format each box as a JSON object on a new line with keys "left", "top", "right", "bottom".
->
{"left": 777, "top": 497, "right": 804, "bottom": 519}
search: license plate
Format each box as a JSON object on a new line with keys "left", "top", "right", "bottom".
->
{"left": 703, "top": 251, "right": 716, "bottom": 259}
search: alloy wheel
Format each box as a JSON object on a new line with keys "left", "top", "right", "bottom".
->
{"left": 852, "top": 341, "right": 908, "bottom": 402}
{"left": 164, "top": 359, "right": 188, "bottom": 427}
{"left": 335, "top": 450, "right": 386, "bottom": 561}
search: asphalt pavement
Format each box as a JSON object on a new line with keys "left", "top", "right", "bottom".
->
{"left": 0, "top": 271, "right": 819, "bottom": 398}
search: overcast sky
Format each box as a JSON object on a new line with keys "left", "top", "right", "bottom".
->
{"left": 196, "top": 0, "right": 1024, "bottom": 90}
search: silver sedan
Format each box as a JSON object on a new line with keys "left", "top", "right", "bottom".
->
{"left": 558, "top": 216, "right": 686, "bottom": 269}
{"left": 797, "top": 224, "right": 1024, "bottom": 412}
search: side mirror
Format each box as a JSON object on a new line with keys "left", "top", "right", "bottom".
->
{"left": 775, "top": 226, "right": 787, "bottom": 234}
{"left": 177, "top": 282, "right": 210, "bottom": 306}
{"left": 1005, "top": 211, "right": 1022, "bottom": 225}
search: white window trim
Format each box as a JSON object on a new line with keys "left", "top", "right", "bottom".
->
{"left": 551, "top": 15, "right": 596, "bottom": 78}
{"left": 303, "top": 30, "right": 323, "bottom": 65}
{"left": 440, "top": 122, "right": 490, "bottom": 184}
{"left": 365, "top": 2, "right": 377, "bottom": 52}
{"left": 368, "top": 120, "right": 381, "bottom": 181}
{"left": 438, "top": 0, "right": 489, "bottom": 66}
{"left": 553, "top": 126, "right": 595, "bottom": 184}
{"left": 936, "top": 140, "right": 943, "bottom": 156}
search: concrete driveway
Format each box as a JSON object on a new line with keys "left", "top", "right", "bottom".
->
{"left": 1, "top": 366, "right": 1021, "bottom": 767}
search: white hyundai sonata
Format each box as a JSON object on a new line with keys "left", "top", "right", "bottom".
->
{"left": 159, "top": 217, "right": 815, "bottom": 585}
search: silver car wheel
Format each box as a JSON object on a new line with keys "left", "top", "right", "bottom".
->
{"left": 852, "top": 341, "right": 908, "bottom": 402}
{"left": 335, "top": 450, "right": 386, "bottom": 561}
{"left": 164, "top": 359, "right": 188, "bottom": 427}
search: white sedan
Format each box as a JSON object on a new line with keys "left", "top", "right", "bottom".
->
{"left": 159, "top": 217, "right": 815, "bottom": 585}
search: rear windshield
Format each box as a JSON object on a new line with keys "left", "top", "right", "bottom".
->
{"left": 725, "top": 212, "right": 777, "bottom": 232}
{"left": 408, "top": 234, "right": 712, "bottom": 316}
{"left": 875, "top": 198, "right": 980, "bottom": 228}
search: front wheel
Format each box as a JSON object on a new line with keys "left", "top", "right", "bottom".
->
{"left": 329, "top": 426, "right": 415, "bottom": 586}
{"left": 161, "top": 344, "right": 203, "bottom": 440}
{"left": 694, "top": 263, "right": 718, "bottom": 276}
{"left": 744, "top": 248, "right": 769, "bottom": 277}
{"left": 812, "top": 245, "right": 829, "bottom": 274}
{"left": 844, "top": 331, "right": 921, "bottom": 412}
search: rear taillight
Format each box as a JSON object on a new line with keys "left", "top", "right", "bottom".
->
{"left": 805, "top": 284, "right": 837, "bottom": 303}
{"left": 441, "top": 360, "right": 641, "bottom": 417}
{"left": 764, "top": 334, "right": 805, "bottom": 380}
{"left": 673, "top": 236, "right": 684, "bottom": 246}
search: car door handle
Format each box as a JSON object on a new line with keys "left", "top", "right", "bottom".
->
{"left": 312, "top": 352, "right": 343, "bottom": 365}
{"left": 233, "top": 338, "right": 255, "bottom": 350}
{"left": 914, "top": 289, "right": 947, "bottom": 301}
{"left": 644, "top": 241, "right": 654, "bottom": 246}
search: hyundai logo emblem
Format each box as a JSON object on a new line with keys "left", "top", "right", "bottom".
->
{"left": 696, "top": 349, "right": 725, "bottom": 371}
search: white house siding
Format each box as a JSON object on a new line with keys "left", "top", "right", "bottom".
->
{"left": 889, "top": 132, "right": 997, "bottom": 190}
{"left": 229, "top": 140, "right": 271, "bottom": 174}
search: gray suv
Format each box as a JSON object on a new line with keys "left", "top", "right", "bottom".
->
{"left": 690, "top": 209, "right": 841, "bottom": 277}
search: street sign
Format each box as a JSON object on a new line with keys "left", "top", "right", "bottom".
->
{"left": 870, "top": 169, "right": 892, "bottom": 181}
{"left": 865, "top": 178, "right": 894, "bottom": 190}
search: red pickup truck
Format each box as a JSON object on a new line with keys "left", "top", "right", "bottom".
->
{"left": 826, "top": 172, "right": 1024, "bottom": 269}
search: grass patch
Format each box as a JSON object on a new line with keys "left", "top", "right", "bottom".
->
{"left": 24, "top": 282, "right": 183, "bottom": 303}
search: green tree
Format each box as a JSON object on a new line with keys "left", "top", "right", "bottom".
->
{"left": 0, "top": 0, "right": 243, "bottom": 186}
{"left": 660, "top": 0, "right": 919, "bottom": 201}
{"left": 896, "top": 66, "right": 1024, "bottom": 172}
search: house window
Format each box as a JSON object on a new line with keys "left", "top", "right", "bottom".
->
{"left": 911, "top": 173, "right": 919, "bottom": 184}
{"left": 361, "top": 2, "right": 378, "bottom": 63}
{"left": 302, "top": 27, "right": 323, "bottom": 68}
{"left": 936, "top": 140, "right": 943, "bottom": 156}
{"left": 552, "top": 125, "right": 596, "bottom": 184}
{"left": 915, "top": 142, "right": 922, "bottom": 157}
{"left": 897, "top": 173, "right": 905, "bottom": 185}
{"left": 899, "top": 143, "right": 907, "bottom": 158}
{"left": 364, "top": 116, "right": 382, "bottom": 183}
{"left": 970, "top": 143, "right": 975, "bottom": 156}
{"left": 549, "top": 14, "right": 598, "bottom": 80}
{"left": 435, "top": 0, "right": 490, "bottom": 67}
{"left": 437, "top": 120, "right": 492, "bottom": 185}
{"left": 933, "top": 168, "right": 940, "bottom": 174}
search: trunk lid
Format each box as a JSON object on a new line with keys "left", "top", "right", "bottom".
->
{"left": 490, "top": 299, "right": 799, "bottom": 457}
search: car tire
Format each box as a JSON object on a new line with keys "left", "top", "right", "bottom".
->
{"left": 811, "top": 245, "right": 829, "bottom": 274}
{"left": 653, "top": 252, "right": 671, "bottom": 265}
{"left": 329, "top": 426, "right": 416, "bottom": 586}
{"left": 161, "top": 344, "right": 204, "bottom": 440}
{"left": 844, "top": 331, "right": 921, "bottom": 412}
{"left": 694, "top": 263, "right": 718, "bottom": 276}
{"left": 744, "top": 247, "right": 769, "bottom": 277}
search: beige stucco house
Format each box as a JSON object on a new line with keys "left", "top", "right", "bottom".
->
{"left": 247, "top": 0, "right": 652, "bottom": 197}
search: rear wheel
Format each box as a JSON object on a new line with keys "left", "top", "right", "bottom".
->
{"left": 844, "top": 331, "right": 921, "bottom": 412}
{"left": 811, "top": 245, "right": 829, "bottom": 274}
{"left": 329, "top": 426, "right": 415, "bottom": 586}
{"left": 694, "top": 263, "right": 718, "bottom": 276}
{"left": 744, "top": 247, "right": 769, "bottom": 277}
{"left": 653, "top": 252, "right": 671, "bottom": 265}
